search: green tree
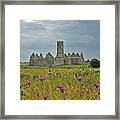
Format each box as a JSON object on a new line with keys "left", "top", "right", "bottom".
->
{"left": 86, "top": 59, "right": 90, "bottom": 63}
{"left": 90, "top": 58, "right": 100, "bottom": 68}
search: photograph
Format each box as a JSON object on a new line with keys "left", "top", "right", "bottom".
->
{"left": 20, "top": 20, "right": 100, "bottom": 100}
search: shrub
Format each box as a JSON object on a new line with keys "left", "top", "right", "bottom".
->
{"left": 90, "top": 58, "right": 100, "bottom": 68}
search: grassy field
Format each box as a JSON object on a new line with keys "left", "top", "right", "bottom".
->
{"left": 20, "top": 64, "right": 100, "bottom": 100}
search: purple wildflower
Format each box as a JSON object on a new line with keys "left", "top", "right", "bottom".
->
{"left": 38, "top": 75, "right": 45, "bottom": 81}
{"left": 58, "top": 84, "right": 64, "bottom": 89}
{"left": 58, "top": 84, "right": 64, "bottom": 93}
{"left": 60, "top": 87, "right": 64, "bottom": 93}
{"left": 77, "top": 76, "right": 83, "bottom": 81}
{"left": 96, "top": 81, "right": 100, "bottom": 89}
{"left": 43, "top": 96, "right": 48, "bottom": 100}
{"left": 25, "top": 80, "right": 32, "bottom": 85}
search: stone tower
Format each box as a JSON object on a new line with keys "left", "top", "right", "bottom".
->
{"left": 55, "top": 41, "right": 64, "bottom": 65}
{"left": 57, "top": 41, "right": 64, "bottom": 56}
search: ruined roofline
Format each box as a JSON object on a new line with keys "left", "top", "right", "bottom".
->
{"left": 30, "top": 51, "right": 83, "bottom": 59}
{"left": 30, "top": 52, "right": 54, "bottom": 59}
{"left": 45, "top": 52, "right": 54, "bottom": 58}
{"left": 67, "top": 52, "right": 81, "bottom": 57}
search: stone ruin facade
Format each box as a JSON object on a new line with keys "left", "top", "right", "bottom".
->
{"left": 29, "top": 41, "right": 85, "bottom": 66}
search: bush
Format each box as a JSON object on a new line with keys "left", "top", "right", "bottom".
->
{"left": 85, "top": 59, "right": 90, "bottom": 63}
{"left": 90, "top": 58, "right": 100, "bottom": 68}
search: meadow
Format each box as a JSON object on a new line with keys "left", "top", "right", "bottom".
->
{"left": 20, "top": 64, "right": 100, "bottom": 100}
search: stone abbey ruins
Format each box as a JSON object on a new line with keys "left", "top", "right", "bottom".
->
{"left": 29, "top": 41, "right": 85, "bottom": 66}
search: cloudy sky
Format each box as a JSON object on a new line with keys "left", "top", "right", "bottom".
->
{"left": 20, "top": 20, "right": 100, "bottom": 61}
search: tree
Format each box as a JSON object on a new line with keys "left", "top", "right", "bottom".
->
{"left": 90, "top": 58, "right": 100, "bottom": 68}
{"left": 86, "top": 59, "right": 90, "bottom": 63}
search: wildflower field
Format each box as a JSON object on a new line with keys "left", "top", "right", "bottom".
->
{"left": 20, "top": 64, "right": 100, "bottom": 100}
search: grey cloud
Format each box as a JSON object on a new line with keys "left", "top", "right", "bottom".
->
{"left": 20, "top": 20, "right": 100, "bottom": 61}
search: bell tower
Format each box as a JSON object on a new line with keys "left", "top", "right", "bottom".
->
{"left": 55, "top": 41, "right": 64, "bottom": 65}
{"left": 57, "top": 41, "right": 64, "bottom": 56}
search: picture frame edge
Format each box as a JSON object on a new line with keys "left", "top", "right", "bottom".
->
{"left": 0, "top": 0, "right": 119, "bottom": 119}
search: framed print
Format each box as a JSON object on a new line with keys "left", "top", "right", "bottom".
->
{"left": 0, "top": 0, "right": 119, "bottom": 119}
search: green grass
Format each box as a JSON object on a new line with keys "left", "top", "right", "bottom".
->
{"left": 20, "top": 64, "right": 100, "bottom": 100}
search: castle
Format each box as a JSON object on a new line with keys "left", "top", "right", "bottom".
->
{"left": 29, "top": 41, "right": 85, "bottom": 66}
